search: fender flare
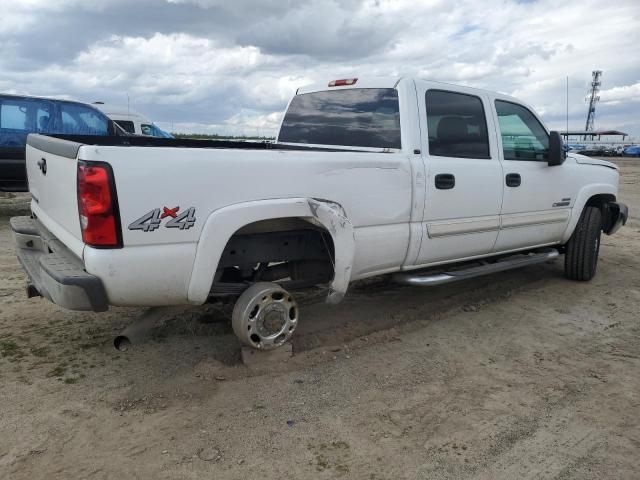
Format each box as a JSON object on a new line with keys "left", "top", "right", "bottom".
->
{"left": 187, "top": 198, "right": 355, "bottom": 304}
{"left": 561, "top": 183, "right": 617, "bottom": 243}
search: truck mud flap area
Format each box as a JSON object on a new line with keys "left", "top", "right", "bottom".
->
{"left": 11, "top": 216, "right": 109, "bottom": 312}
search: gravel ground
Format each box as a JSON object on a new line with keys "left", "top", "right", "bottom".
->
{"left": 0, "top": 159, "right": 638, "bottom": 479}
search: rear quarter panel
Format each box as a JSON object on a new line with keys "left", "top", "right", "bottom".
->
{"left": 78, "top": 145, "right": 412, "bottom": 245}
{"left": 77, "top": 144, "right": 413, "bottom": 305}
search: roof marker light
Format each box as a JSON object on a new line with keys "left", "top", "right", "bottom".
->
{"left": 328, "top": 78, "right": 358, "bottom": 87}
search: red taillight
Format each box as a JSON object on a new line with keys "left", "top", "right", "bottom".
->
{"left": 77, "top": 163, "right": 121, "bottom": 247}
{"left": 328, "top": 78, "right": 358, "bottom": 87}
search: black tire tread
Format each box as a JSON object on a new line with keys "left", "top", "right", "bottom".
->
{"left": 564, "top": 206, "right": 602, "bottom": 281}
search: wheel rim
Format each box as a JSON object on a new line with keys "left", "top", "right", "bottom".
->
{"left": 233, "top": 284, "right": 298, "bottom": 350}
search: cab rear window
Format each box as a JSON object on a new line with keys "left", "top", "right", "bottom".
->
{"left": 278, "top": 88, "right": 401, "bottom": 149}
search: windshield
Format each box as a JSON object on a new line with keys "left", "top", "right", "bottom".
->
{"left": 278, "top": 88, "right": 401, "bottom": 149}
{"left": 141, "top": 123, "right": 173, "bottom": 138}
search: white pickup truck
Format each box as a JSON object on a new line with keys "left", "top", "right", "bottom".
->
{"left": 11, "top": 77, "right": 628, "bottom": 350}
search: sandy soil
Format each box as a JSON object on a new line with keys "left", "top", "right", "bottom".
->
{"left": 0, "top": 159, "right": 639, "bottom": 479}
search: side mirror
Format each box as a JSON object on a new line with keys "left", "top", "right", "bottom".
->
{"left": 548, "top": 131, "right": 566, "bottom": 166}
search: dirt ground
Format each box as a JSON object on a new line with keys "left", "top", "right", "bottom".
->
{"left": 1, "top": 159, "right": 638, "bottom": 480}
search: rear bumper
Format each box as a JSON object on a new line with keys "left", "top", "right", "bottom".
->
{"left": 604, "top": 202, "right": 628, "bottom": 235}
{"left": 10, "top": 216, "right": 108, "bottom": 312}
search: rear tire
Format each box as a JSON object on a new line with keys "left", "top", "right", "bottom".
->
{"left": 564, "top": 206, "right": 602, "bottom": 281}
{"left": 232, "top": 282, "right": 298, "bottom": 350}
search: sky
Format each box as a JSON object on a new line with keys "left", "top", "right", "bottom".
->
{"left": 1, "top": 0, "right": 638, "bottom": 138}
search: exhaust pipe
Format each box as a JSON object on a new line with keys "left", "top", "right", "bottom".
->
{"left": 114, "top": 306, "right": 181, "bottom": 351}
{"left": 26, "top": 283, "right": 41, "bottom": 298}
{"left": 114, "top": 318, "right": 154, "bottom": 352}
{"left": 113, "top": 334, "right": 132, "bottom": 352}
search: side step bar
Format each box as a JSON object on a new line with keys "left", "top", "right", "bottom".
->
{"left": 392, "top": 248, "right": 560, "bottom": 287}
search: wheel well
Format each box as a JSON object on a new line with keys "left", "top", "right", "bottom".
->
{"left": 585, "top": 194, "right": 616, "bottom": 230}
{"left": 210, "top": 217, "right": 335, "bottom": 297}
{"left": 585, "top": 193, "right": 616, "bottom": 211}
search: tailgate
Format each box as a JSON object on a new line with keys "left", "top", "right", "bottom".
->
{"left": 26, "top": 134, "right": 84, "bottom": 257}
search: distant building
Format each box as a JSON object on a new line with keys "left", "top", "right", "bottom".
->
{"left": 561, "top": 130, "right": 628, "bottom": 142}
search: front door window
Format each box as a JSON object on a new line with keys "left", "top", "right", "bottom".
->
{"left": 495, "top": 100, "right": 549, "bottom": 161}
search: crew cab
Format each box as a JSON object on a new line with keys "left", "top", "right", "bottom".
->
{"left": 11, "top": 77, "right": 628, "bottom": 350}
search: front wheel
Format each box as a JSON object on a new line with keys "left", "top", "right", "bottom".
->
{"left": 564, "top": 206, "right": 602, "bottom": 281}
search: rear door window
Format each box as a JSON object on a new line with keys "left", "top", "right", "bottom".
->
{"left": 278, "top": 88, "right": 401, "bottom": 149}
{"left": 58, "top": 103, "right": 109, "bottom": 135}
{"left": 425, "top": 90, "right": 490, "bottom": 159}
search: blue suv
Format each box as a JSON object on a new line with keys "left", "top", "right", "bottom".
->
{"left": 0, "top": 94, "right": 119, "bottom": 191}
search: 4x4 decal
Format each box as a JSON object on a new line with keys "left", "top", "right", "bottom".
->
{"left": 128, "top": 206, "right": 196, "bottom": 232}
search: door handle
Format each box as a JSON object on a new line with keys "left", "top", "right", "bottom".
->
{"left": 435, "top": 173, "right": 455, "bottom": 190}
{"left": 505, "top": 173, "right": 521, "bottom": 187}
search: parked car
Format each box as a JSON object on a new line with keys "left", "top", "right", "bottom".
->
{"left": 623, "top": 145, "right": 640, "bottom": 157}
{"left": 576, "top": 145, "right": 608, "bottom": 157}
{"left": 566, "top": 144, "right": 586, "bottom": 153}
{"left": 0, "top": 94, "right": 121, "bottom": 191}
{"left": 612, "top": 145, "right": 627, "bottom": 156}
{"left": 92, "top": 103, "right": 172, "bottom": 138}
{"left": 11, "top": 77, "right": 628, "bottom": 351}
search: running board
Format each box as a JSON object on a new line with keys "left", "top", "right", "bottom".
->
{"left": 392, "top": 248, "right": 560, "bottom": 287}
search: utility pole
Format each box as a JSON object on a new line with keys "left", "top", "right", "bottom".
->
{"left": 566, "top": 76, "right": 569, "bottom": 137}
{"left": 584, "top": 70, "right": 602, "bottom": 140}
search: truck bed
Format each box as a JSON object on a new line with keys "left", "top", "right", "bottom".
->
{"left": 24, "top": 132, "right": 413, "bottom": 308}
{"left": 30, "top": 134, "right": 364, "bottom": 157}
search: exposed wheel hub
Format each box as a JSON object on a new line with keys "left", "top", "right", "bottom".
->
{"left": 232, "top": 282, "right": 299, "bottom": 350}
{"left": 260, "top": 304, "right": 287, "bottom": 336}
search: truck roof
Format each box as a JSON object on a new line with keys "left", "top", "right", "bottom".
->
{"left": 91, "top": 103, "right": 150, "bottom": 121}
{"left": 297, "top": 77, "right": 402, "bottom": 95}
{"left": 0, "top": 92, "right": 102, "bottom": 109}
{"left": 296, "top": 76, "right": 521, "bottom": 103}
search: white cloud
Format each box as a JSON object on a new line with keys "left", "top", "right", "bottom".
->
{"left": 0, "top": 0, "right": 639, "bottom": 137}
{"left": 225, "top": 110, "right": 284, "bottom": 134}
{"left": 599, "top": 83, "right": 640, "bottom": 104}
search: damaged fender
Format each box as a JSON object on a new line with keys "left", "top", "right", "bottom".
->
{"left": 187, "top": 197, "right": 355, "bottom": 304}
{"left": 306, "top": 198, "right": 355, "bottom": 303}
